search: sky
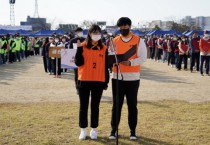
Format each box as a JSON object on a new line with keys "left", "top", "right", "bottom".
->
{"left": 1, "top": 0, "right": 210, "bottom": 28}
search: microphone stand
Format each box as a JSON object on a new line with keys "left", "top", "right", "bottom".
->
{"left": 110, "top": 37, "right": 120, "bottom": 145}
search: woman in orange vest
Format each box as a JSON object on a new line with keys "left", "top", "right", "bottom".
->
{"left": 75, "top": 24, "right": 109, "bottom": 140}
{"left": 109, "top": 17, "right": 147, "bottom": 140}
{"left": 199, "top": 30, "right": 210, "bottom": 76}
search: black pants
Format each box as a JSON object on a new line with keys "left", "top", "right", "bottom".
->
{"left": 34, "top": 47, "right": 39, "bottom": 55}
{"left": 79, "top": 85, "right": 104, "bottom": 128}
{"left": 25, "top": 50, "right": 30, "bottom": 58}
{"left": 200, "top": 55, "right": 210, "bottom": 75}
{"left": 47, "top": 57, "right": 54, "bottom": 73}
{"left": 0, "top": 54, "right": 5, "bottom": 64}
{"left": 9, "top": 51, "right": 15, "bottom": 63}
{"left": 150, "top": 46, "right": 155, "bottom": 59}
{"left": 111, "top": 79, "right": 140, "bottom": 133}
{"left": 190, "top": 52, "right": 200, "bottom": 72}
{"left": 168, "top": 52, "right": 175, "bottom": 66}
{"left": 43, "top": 57, "right": 48, "bottom": 73}
{"left": 149, "top": 47, "right": 153, "bottom": 59}
{"left": 178, "top": 54, "right": 188, "bottom": 70}
{"left": 74, "top": 68, "right": 78, "bottom": 91}
{"left": 155, "top": 49, "right": 162, "bottom": 61}
{"left": 16, "top": 51, "right": 21, "bottom": 62}
{"left": 53, "top": 58, "right": 61, "bottom": 75}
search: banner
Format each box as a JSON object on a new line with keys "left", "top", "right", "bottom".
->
{"left": 61, "top": 49, "right": 77, "bottom": 69}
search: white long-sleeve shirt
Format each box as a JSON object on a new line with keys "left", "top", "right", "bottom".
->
{"left": 113, "top": 37, "right": 147, "bottom": 81}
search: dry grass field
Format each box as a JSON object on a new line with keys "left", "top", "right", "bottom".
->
{"left": 0, "top": 56, "right": 210, "bottom": 145}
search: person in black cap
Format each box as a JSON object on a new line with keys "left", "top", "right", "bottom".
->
{"left": 69, "top": 27, "right": 85, "bottom": 94}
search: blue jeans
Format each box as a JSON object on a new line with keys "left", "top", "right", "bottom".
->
{"left": 175, "top": 52, "right": 180, "bottom": 68}
{"left": 0, "top": 54, "right": 5, "bottom": 64}
{"left": 200, "top": 55, "right": 210, "bottom": 74}
{"left": 20, "top": 50, "right": 25, "bottom": 59}
{"left": 16, "top": 51, "right": 21, "bottom": 62}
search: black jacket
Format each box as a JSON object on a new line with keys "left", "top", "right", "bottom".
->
{"left": 69, "top": 37, "right": 85, "bottom": 49}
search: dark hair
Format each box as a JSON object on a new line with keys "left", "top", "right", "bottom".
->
{"left": 117, "top": 17, "right": 132, "bottom": 27}
{"left": 42, "top": 37, "right": 49, "bottom": 48}
{"left": 75, "top": 27, "right": 83, "bottom": 32}
{"left": 86, "top": 24, "right": 103, "bottom": 49}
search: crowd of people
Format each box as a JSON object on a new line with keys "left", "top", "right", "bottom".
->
{"left": 144, "top": 30, "right": 210, "bottom": 76}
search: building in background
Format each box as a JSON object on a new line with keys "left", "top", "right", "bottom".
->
{"left": 148, "top": 20, "right": 173, "bottom": 30}
{"left": 58, "top": 24, "right": 78, "bottom": 33}
{"left": 181, "top": 16, "right": 210, "bottom": 30}
{"left": 20, "top": 16, "right": 51, "bottom": 31}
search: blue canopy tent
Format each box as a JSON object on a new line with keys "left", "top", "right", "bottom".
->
{"left": 32, "top": 30, "right": 65, "bottom": 36}
{"left": 132, "top": 29, "right": 145, "bottom": 36}
{"left": 0, "top": 29, "right": 31, "bottom": 36}
{"left": 146, "top": 30, "right": 155, "bottom": 36}
{"left": 114, "top": 29, "right": 145, "bottom": 36}
{"left": 146, "top": 30, "right": 182, "bottom": 36}
{"left": 185, "top": 30, "right": 209, "bottom": 37}
{"left": 183, "top": 30, "right": 190, "bottom": 35}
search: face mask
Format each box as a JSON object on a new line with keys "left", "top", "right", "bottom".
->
{"left": 204, "top": 34, "right": 209, "bottom": 38}
{"left": 77, "top": 32, "right": 83, "bottom": 37}
{"left": 49, "top": 40, "right": 53, "bottom": 43}
{"left": 91, "top": 34, "right": 101, "bottom": 41}
{"left": 182, "top": 39, "right": 185, "bottom": 41}
{"left": 55, "top": 39, "right": 59, "bottom": 43}
{"left": 103, "top": 35, "right": 107, "bottom": 38}
{"left": 173, "top": 38, "right": 177, "bottom": 41}
{"left": 120, "top": 28, "right": 130, "bottom": 37}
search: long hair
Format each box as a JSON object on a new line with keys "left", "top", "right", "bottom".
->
{"left": 42, "top": 37, "right": 49, "bottom": 48}
{"left": 86, "top": 24, "right": 103, "bottom": 49}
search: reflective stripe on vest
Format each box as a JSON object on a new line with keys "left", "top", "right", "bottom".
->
{"left": 113, "top": 34, "right": 140, "bottom": 73}
{"left": 78, "top": 42, "right": 107, "bottom": 82}
{"left": 0, "top": 40, "right": 7, "bottom": 54}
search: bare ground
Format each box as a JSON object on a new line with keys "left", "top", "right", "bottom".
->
{"left": 0, "top": 56, "right": 210, "bottom": 103}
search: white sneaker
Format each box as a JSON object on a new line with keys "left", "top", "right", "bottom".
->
{"left": 79, "top": 128, "right": 86, "bottom": 140}
{"left": 130, "top": 136, "right": 137, "bottom": 140}
{"left": 90, "top": 128, "right": 97, "bottom": 140}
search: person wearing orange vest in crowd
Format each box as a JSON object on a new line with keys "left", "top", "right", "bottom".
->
{"left": 177, "top": 36, "right": 189, "bottom": 71}
{"left": 109, "top": 17, "right": 147, "bottom": 140}
{"left": 75, "top": 24, "right": 110, "bottom": 140}
{"left": 189, "top": 32, "right": 200, "bottom": 72}
{"left": 199, "top": 30, "right": 210, "bottom": 76}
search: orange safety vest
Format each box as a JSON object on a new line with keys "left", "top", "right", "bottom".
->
{"left": 113, "top": 34, "right": 140, "bottom": 73}
{"left": 78, "top": 42, "right": 107, "bottom": 82}
{"left": 199, "top": 38, "right": 210, "bottom": 53}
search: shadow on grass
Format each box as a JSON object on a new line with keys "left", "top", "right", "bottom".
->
{"left": 0, "top": 56, "right": 41, "bottom": 82}
{"left": 138, "top": 101, "right": 170, "bottom": 108}
{"left": 141, "top": 66, "right": 193, "bottom": 84}
{"left": 94, "top": 136, "right": 172, "bottom": 145}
